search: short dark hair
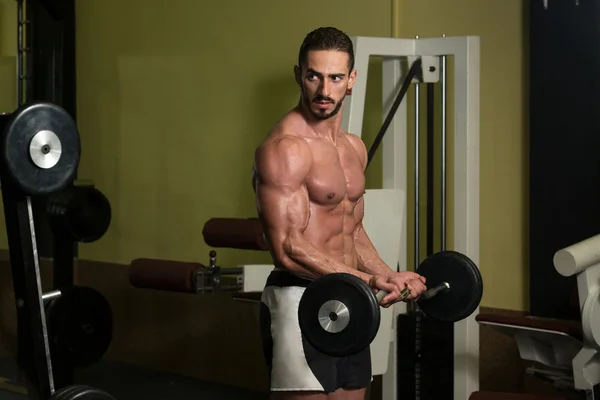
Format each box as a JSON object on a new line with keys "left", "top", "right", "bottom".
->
{"left": 298, "top": 27, "right": 355, "bottom": 72}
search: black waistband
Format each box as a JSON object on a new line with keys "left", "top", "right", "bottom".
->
{"left": 265, "top": 270, "right": 312, "bottom": 288}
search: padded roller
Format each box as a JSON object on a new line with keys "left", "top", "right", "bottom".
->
{"left": 128, "top": 258, "right": 202, "bottom": 293}
{"left": 202, "top": 217, "right": 268, "bottom": 251}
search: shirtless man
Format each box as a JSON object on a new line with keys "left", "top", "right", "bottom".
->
{"left": 252, "top": 27, "right": 427, "bottom": 399}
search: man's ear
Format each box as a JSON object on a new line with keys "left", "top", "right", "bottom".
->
{"left": 348, "top": 69, "right": 357, "bottom": 89}
{"left": 294, "top": 65, "right": 302, "bottom": 86}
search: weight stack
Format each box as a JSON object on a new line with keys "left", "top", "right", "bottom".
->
{"left": 397, "top": 312, "right": 454, "bottom": 399}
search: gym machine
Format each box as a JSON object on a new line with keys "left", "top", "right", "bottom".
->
{"left": 478, "top": 234, "right": 600, "bottom": 400}
{"left": 5, "top": 0, "right": 115, "bottom": 398}
{"left": 127, "top": 35, "right": 482, "bottom": 400}
{"left": 129, "top": 250, "right": 246, "bottom": 294}
{"left": 0, "top": 103, "right": 114, "bottom": 400}
{"left": 334, "top": 34, "right": 480, "bottom": 400}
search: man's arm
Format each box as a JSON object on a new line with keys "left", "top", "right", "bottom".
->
{"left": 254, "top": 135, "right": 373, "bottom": 283}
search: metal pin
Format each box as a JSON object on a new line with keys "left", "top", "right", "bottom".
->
{"left": 415, "top": 77, "right": 420, "bottom": 270}
{"left": 42, "top": 290, "right": 61, "bottom": 302}
{"left": 441, "top": 36, "right": 447, "bottom": 251}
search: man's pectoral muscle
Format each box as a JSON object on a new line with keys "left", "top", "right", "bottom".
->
{"left": 254, "top": 135, "right": 372, "bottom": 283}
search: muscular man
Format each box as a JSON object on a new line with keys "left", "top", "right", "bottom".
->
{"left": 252, "top": 27, "right": 427, "bottom": 400}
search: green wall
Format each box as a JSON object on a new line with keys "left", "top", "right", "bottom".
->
{"left": 0, "top": 0, "right": 529, "bottom": 312}
{"left": 397, "top": 0, "right": 528, "bottom": 310}
{"left": 0, "top": 0, "right": 16, "bottom": 248}
{"left": 75, "top": 0, "right": 390, "bottom": 268}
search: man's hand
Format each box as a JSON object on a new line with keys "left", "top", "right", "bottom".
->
{"left": 368, "top": 275, "right": 401, "bottom": 308}
{"left": 387, "top": 271, "right": 427, "bottom": 302}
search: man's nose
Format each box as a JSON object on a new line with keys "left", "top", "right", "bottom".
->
{"left": 318, "top": 80, "right": 330, "bottom": 96}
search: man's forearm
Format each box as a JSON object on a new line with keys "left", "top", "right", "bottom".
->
{"left": 278, "top": 234, "right": 373, "bottom": 284}
{"left": 354, "top": 227, "right": 396, "bottom": 278}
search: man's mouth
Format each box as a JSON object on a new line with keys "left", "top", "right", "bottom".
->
{"left": 314, "top": 100, "right": 333, "bottom": 107}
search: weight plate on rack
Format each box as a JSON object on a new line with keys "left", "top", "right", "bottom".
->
{"left": 50, "top": 384, "right": 116, "bottom": 400}
{"left": 2, "top": 102, "right": 80, "bottom": 195}
{"left": 46, "top": 286, "right": 113, "bottom": 368}
{"left": 48, "top": 185, "right": 112, "bottom": 243}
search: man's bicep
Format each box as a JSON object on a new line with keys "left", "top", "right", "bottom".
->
{"left": 253, "top": 136, "right": 312, "bottom": 250}
{"left": 256, "top": 182, "right": 310, "bottom": 252}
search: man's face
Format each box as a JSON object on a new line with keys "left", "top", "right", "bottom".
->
{"left": 295, "top": 50, "right": 356, "bottom": 121}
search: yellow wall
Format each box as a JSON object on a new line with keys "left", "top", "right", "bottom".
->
{"left": 0, "top": 0, "right": 528, "bottom": 325}
{"left": 0, "top": 0, "right": 17, "bottom": 113}
{"left": 75, "top": 0, "right": 529, "bottom": 311}
{"left": 396, "top": 0, "right": 528, "bottom": 310}
{"left": 0, "top": 0, "right": 16, "bottom": 249}
{"left": 75, "top": 0, "right": 391, "bottom": 269}
{"left": 0, "top": 0, "right": 529, "bottom": 391}
{"left": 0, "top": 0, "right": 16, "bottom": 59}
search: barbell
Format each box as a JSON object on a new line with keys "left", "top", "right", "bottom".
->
{"left": 297, "top": 250, "right": 483, "bottom": 357}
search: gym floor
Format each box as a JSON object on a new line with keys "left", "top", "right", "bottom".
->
{"left": 0, "top": 356, "right": 268, "bottom": 400}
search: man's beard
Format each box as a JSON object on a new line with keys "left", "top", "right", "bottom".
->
{"left": 302, "top": 86, "right": 346, "bottom": 120}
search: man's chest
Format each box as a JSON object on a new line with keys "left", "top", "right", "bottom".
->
{"left": 304, "top": 141, "right": 365, "bottom": 204}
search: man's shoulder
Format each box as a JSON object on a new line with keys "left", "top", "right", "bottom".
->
{"left": 254, "top": 132, "right": 312, "bottom": 176}
{"left": 343, "top": 131, "right": 366, "bottom": 148}
{"left": 259, "top": 111, "right": 312, "bottom": 154}
{"left": 259, "top": 133, "right": 310, "bottom": 156}
{"left": 254, "top": 134, "right": 312, "bottom": 185}
{"left": 272, "top": 110, "right": 310, "bottom": 137}
{"left": 343, "top": 132, "right": 368, "bottom": 166}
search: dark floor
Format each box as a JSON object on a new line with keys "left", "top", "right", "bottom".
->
{"left": 0, "top": 357, "right": 268, "bottom": 400}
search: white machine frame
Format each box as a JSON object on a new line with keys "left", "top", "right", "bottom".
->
{"left": 342, "top": 35, "right": 480, "bottom": 400}
{"left": 554, "top": 234, "right": 600, "bottom": 396}
{"left": 240, "top": 35, "right": 481, "bottom": 400}
{"left": 477, "top": 234, "right": 600, "bottom": 398}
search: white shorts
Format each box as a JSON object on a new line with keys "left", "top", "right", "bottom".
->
{"left": 259, "top": 270, "right": 372, "bottom": 393}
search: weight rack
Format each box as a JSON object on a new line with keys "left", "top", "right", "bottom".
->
{"left": 0, "top": 112, "right": 56, "bottom": 399}
{"left": 9, "top": 1, "right": 103, "bottom": 398}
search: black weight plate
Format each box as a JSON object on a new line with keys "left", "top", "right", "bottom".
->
{"left": 416, "top": 251, "right": 483, "bottom": 323}
{"left": 53, "top": 384, "right": 82, "bottom": 400}
{"left": 51, "top": 384, "right": 116, "bottom": 400}
{"left": 46, "top": 286, "right": 113, "bottom": 367}
{"left": 2, "top": 102, "right": 80, "bottom": 195}
{"left": 48, "top": 185, "right": 112, "bottom": 243}
{"left": 298, "top": 273, "right": 380, "bottom": 357}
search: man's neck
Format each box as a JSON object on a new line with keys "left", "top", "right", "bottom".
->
{"left": 297, "top": 101, "right": 343, "bottom": 143}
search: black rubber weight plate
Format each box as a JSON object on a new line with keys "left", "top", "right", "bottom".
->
{"left": 416, "top": 251, "right": 483, "bottom": 323}
{"left": 46, "top": 286, "right": 113, "bottom": 367}
{"left": 47, "top": 185, "right": 112, "bottom": 243}
{"left": 298, "top": 273, "right": 380, "bottom": 357}
{"left": 51, "top": 384, "right": 116, "bottom": 400}
{"left": 53, "top": 385, "right": 81, "bottom": 400}
{"left": 2, "top": 102, "right": 80, "bottom": 195}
